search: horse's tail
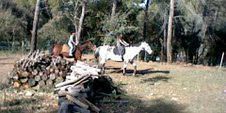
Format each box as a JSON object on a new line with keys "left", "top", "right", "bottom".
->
{"left": 94, "top": 47, "right": 100, "bottom": 63}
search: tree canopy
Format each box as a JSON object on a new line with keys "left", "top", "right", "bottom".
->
{"left": 0, "top": 0, "right": 226, "bottom": 65}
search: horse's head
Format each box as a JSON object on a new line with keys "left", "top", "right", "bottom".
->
{"left": 81, "top": 40, "right": 96, "bottom": 51}
{"left": 141, "top": 42, "right": 153, "bottom": 54}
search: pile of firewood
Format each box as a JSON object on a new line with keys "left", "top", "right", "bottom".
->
{"left": 56, "top": 61, "right": 117, "bottom": 113}
{"left": 8, "top": 50, "right": 73, "bottom": 88}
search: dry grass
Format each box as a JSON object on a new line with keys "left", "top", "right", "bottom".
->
{"left": 101, "top": 60, "right": 226, "bottom": 113}
{"left": 0, "top": 54, "right": 226, "bottom": 113}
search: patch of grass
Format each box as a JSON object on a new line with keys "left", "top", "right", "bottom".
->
{"left": 0, "top": 51, "right": 24, "bottom": 57}
{"left": 0, "top": 107, "right": 24, "bottom": 113}
{"left": 0, "top": 87, "right": 58, "bottom": 113}
{"left": 0, "top": 83, "right": 10, "bottom": 90}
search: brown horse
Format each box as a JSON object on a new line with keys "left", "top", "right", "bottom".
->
{"left": 52, "top": 40, "right": 96, "bottom": 62}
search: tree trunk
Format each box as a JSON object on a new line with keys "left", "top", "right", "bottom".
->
{"left": 30, "top": 0, "right": 40, "bottom": 52}
{"left": 76, "top": 0, "right": 87, "bottom": 44}
{"left": 141, "top": 0, "right": 150, "bottom": 61}
{"left": 161, "top": 15, "right": 167, "bottom": 62}
{"left": 167, "top": 0, "right": 174, "bottom": 63}
{"left": 198, "top": 22, "right": 208, "bottom": 64}
{"left": 111, "top": 0, "right": 117, "bottom": 20}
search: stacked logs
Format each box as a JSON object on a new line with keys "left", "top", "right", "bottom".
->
{"left": 56, "top": 61, "right": 117, "bottom": 113}
{"left": 8, "top": 50, "right": 73, "bottom": 88}
{"left": 56, "top": 61, "right": 101, "bottom": 113}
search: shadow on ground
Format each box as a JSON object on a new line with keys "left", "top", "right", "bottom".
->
{"left": 141, "top": 76, "right": 171, "bottom": 85}
{"left": 99, "top": 96, "right": 188, "bottom": 113}
{"left": 98, "top": 79, "right": 188, "bottom": 113}
{"left": 105, "top": 66, "right": 170, "bottom": 76}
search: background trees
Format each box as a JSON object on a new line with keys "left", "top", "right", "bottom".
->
{"left": 0, "top": 0, "right": 225, "bottom": 66}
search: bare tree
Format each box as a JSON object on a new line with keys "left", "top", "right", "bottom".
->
{"left": 111, "top": 0, "right": 117, "bottom": 20}
{"left": 141, "top": 0, "right": 150, "bottom": 61}
{"left": 161, "top": 14, "right": 167, "bottom": 62}
{"left": 30, "top": 0, "right": 40, "bottom": 52}
{"left": 167, "top": 0, "right": 174, "bottom": 63}
{"left": 75, "top": 0, "right": 88, "bottom": 43}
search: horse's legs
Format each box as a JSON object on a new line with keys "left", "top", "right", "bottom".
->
{"left": 132, "top": 61, "right": 137, "bottom": 76}
{"left": 101, "top": 63, "right": 105, "bottom": 74}
{"left": 130, "top": 61, "right": 137, "bottom": 76}
{"left": 99, "top": 59, "right": 106, "bottom": 74}
{"left": 122, "top": 62, "right": 128, "bottom": 75}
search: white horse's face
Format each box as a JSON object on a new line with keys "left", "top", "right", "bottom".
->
{"left": 141, "top": 42, "right": 153, "bottom": 54}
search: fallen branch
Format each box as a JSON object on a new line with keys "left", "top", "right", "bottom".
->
{"left": 66, "top": 94, "right": 89, "bottom": 109}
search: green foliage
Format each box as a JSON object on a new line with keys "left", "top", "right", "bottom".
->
{"left": 1, "top": 0, "right": 226, "bottom": 65}
{"left": 101, "top": 11, "right": 140, "bottom": 44}
{"left": 37, "top": 16, "right": 70, "bottom": 49}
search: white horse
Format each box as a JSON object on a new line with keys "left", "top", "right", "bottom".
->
{"left": 94, "top": 41, "right": 153, "bottom": 75}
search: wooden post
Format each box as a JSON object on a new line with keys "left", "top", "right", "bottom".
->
{"left": 219, "top": 52, "right": 224, "bottom": 69}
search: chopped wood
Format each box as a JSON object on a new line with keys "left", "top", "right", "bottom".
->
{"left": 50, "top": 68, "right": 54, "bottom": 73}
{"left": 46, "top": 79, "right": 53, "bottom": 86}
{"left": 55, "top": 77, "right": 64, "bottom": 84}
{"left": 9, "top": 50, "right": 74, "bottom": 88}
{"left": 55, "top": 69, "right": 60, "bottom": 75}
{"left": 41, "top": 75, "right": 48, "bottom": 81}
{"left": 38, "top": 71, "right": 44, "bottom": 76}
{"left": 32, "top": 69, "right": 38, "bottom": 76}
{"left": 13, "top": 81, "right": 21, "bottom": 88}
{"left": 38, "top": 80, "right": 45, "bottom": 87}
{"left": 58, "top": 90, "right": 69, "bottom": 97}
{"left": 58, "top": 90, "right": 80, "bottom": 97}
{"left": 66, "top": 95, "right": 89, "bottom": 109}
{"left": 67, "top": 85, "right": 83, "bottom": 95}
{"left": 12, "top": 75, "right": 19, "bottom": 80}
{"left": 80, "top": 97, "right": 100, "bottom": 113}
{"left": 60, "top": 71, "right": 67, "bottom": 78}
{"left": 20, "top": 71, "right": 30, "bottom": 77}
{"left": 49, "top": 73, "right": 56, "bottom": 80}
{"left": 46, "top": 66, "right": 51, "bottom": 71}
{"left": 34, "top": 75, "right": 41, "bottom": 81}
{"left": 28, "top": 78, "right": 36, "bottom": 87}
{"left": 55, "top": 75, "right": 89, "bottom": 88}
{"left": 23, "top": 83, "right": 30, "bottom": 89}
{"left": 20, "top": 77, "right": 28, "bottom": 83}
{"left": 72, "top": 76, "right": 90, "bottom": 87}
{"left": 54, "top": 84, "right": 74, "bottom": 91}
{"left": 54, "top": 61, "right": 121, "bottom": 113}
{"left": 66, "top": 75, "right": 78, "bottom": 81}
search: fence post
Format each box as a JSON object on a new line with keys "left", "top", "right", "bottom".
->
{"left": 219, "top": 52, "right": 224, "bottom": 69}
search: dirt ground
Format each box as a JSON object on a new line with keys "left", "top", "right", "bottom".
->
{"left": 0, "top": 54, "right": 226, "bottom": 113}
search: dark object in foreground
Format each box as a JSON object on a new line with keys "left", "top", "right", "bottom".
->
{"left": 56, "top": 62, "right": 119, "bottom": 113}
{"left": 58, "top": 97, "right": 90, "bottom": 113}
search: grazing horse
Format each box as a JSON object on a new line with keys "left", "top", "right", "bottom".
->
{"left": 52, "top": 40, "right": 96, "bottom": 62}
{"left": 95, "top": 41, "right": 153, "bottom": 75}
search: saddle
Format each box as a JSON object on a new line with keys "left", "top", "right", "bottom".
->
{"left": 113, "top": 46, "right": 125, "bottom": 56}
{"left": 62, "top": 44, "right": 70, "bottom": 53}
{"left": 62, "top": 44, "right": 76, "bottom": 54}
